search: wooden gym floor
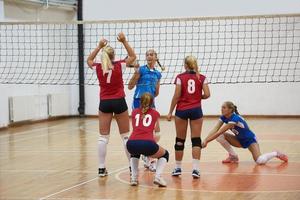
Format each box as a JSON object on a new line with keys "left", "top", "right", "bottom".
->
{"left": 0, "top": 117, "right": 300, "bottom": 200}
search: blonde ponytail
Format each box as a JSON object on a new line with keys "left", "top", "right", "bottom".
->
{"left": 101, "top": 46, "right": 114, "bottom": 75}
{"left": 140, "top": 93, "right": 153, "bottom": 118}
{"left": 184, "top": 55, "right": 198, "bottom": 71}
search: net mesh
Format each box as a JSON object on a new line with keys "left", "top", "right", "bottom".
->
{"left": 1, "top": 14, "right": 300, "bottom": 85}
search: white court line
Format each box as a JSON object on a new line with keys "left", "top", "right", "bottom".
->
{"left": 39, "top": 166, "right": 128, "bottom": 200}
{"left": 115, "top": 168, "right": 300, "bottom": 193}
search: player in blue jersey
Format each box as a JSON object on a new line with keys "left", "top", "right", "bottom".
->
{"left": 128, "top": 49, "right": 164, "bottom": 171}
{"left": 202, "top": 101, "right": 288, "bottom": 164}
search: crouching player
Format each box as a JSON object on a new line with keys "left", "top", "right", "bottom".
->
{"left": 202, "top": 101, "right": 288, "bottom": 165}
{"left": 127, "top": 93, "right": 169, "bottom": 187}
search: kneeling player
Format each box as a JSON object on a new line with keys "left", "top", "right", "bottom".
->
{"left": 202, "top": 101, "right": 288, "bottom": 165}
{"left": 127, "top": 93, "right": 169, "bottom": 187}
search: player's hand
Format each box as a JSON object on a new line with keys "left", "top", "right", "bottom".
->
{"left": 117, "top": 32, "right": 127, "bottom": 43}
{"left": 166, "top": 113, "right": 172, "bottom": 121}
{"left": 98, "top": 38, "right": 108, "bottom": 48}
{"left": 202, "top": 140, "right": 208, "bottom": 148}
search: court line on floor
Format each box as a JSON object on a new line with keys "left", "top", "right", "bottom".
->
{"left": 115, "top": 168, "right": 300, "bottom": 193}
{"left": 39, "top": 166, "right": 128, "bottom": 200}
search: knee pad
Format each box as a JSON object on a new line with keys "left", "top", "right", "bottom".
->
{"left": 98, "top": 134, "right": 110, "bottom": 144}
{"left": 160, "top": 150, "right": 169, "bottom": 162}
{"left": 216, "top": 134, "right": 225, "bottom": 143}
{"left": 131, "top": 154, "right": 141, "bottom": 159}
{"left": 174, "top": 137, "right": 185, "bottom": 151}
{"left": 191, "top": 137, "right": 202, "bottom": 148}
{"left": 256, "top": 156, "right": 267, "bottom": 165}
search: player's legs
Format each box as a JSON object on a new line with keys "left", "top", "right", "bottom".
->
{"left": 216, "top": 132, "right": 240, "bottom": 163}
{"left": 172, "top": 116, "right": 188, "bottom": 176}
{"left": 248, "top": 143, "right": 288, "bottom": 165}
{"left": 98, "top": 111, "right": 113, "bottom": 176}
{"left": 190, "top": 117, "right": 203, "bottom": 178}
{"left": 150, "top": 146, "right": 169, "bottom": 187}
{"left": 115, "top": 110, "right": 131, "bottom": 162}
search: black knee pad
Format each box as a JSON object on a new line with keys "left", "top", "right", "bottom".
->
{"left": 174, "top": 137, "right": 185, "bottom": 151}
{"left": 131, "top": 154, "right": 141, "bottom": 159}
{"left": 191, "top": 137, "right": 202, "bottom": 148}
{"left": 160, "top": 150, "right": 169, "bottom": 162}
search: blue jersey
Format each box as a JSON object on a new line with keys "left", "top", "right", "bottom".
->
{"left": 220, "top": 113, "right": 256, "bottom": 141}
{"left": 133, "top": 65, "right": 162, "bottom": 99}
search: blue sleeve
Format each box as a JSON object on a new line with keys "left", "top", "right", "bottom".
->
{"left": 219, "top": 116, "right": 226, "bottom": 123}
{"left": 139, "top": 66, "right": 146, "bottom": 75}
{"left": 228, "top": 114, "right": 240, "bottom": 124}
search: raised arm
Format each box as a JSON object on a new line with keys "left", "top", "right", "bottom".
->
{"left": 202, "top": 122, "right": 234, "bottom": 147}
{"left": 128, "top": 69, "right": 140, "bottom": 90}
{"left": 117, "top": 32, "right": 136, "bottom": 66}
{"left": 202, "top": 83, "right": 210, "bottom": 99}
{"left": 167, "top": 84, "right": 181, "bottom": 121}
{"left": 87, "top": 39, "right": 107, "bottom": 68}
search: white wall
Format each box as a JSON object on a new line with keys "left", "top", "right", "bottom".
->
{"left": 83, "top": 0, "right": 300, "bottom": 116}
{"left": 0, "top": 1, "right": 78, "bottom": 128}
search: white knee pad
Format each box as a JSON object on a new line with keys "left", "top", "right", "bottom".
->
{"left": 256, "top": 156, "right": 267, "bottom": 165}
{"left": 216, "top": 134, "right": 226, "bottom": 143}
{"left": 98, "top": 134, "right": 110, "bottom": 144}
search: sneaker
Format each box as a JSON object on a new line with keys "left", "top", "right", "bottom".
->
{"left": 130, "top": 176, "right": 138, "bottom": 186}
{"left": 276, "top": 151, "right": 288, "bottom": 162}
{"left": 153, "top": 176, "right": 167, "bottom": 187}
{"left": 192, "top": 169, "right": 200, "bottom": 179}
{"left": 171, "top": 168, "right": 182, "bottom": 176}
{"left": 149, "top": 160, "right": 156, "bottom": 172}
{"left": 222, "top": 154, "right": 239, "bottom": 163}
{"left": 98, "top": 168, "right": 108, "bottom": 177}
{"left": 142, "top": 155, "right": 150, "bottom": 168}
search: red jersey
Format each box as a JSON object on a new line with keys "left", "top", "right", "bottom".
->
{"left": 129, "top": 108, "right": 160, "bottom": 142}
{"left": 175, "top": 71, "right": 207, "bottom": 110}
{"left": 94, "top": 60, "right": 126, "bottom": 100}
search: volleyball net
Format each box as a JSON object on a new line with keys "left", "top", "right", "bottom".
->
{"left": 0, "top": 13, "right": 300, "bottom": 85}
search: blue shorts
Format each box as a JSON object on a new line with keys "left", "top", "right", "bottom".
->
{"left": 175, "top": 107, "right": 203, "bottom": 120}
{"left": 132, "top": 98, "right": 156, "bottom": 109}
{"left": 126, "top": 140, "right": 159, "bottom": 157}
{"left": 237, "top": 136, "right": 257, "bottom": 148}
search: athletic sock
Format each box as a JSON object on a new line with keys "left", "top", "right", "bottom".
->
{"left": 175, "top": 160, "right": 182, "bottom": 169}
{"left": 192, "top": 159, "right": 200, "bottom": 171}
{"left": 216, "top": 134, "right": 237, "bottom": 156}
{"left": 98, "top": 135, "right": 109, "bottom": 168}
{"left": 130, "top": 157, "right": 139, "bottom": 178}
{"left": 256, "top": 152, "right": 278, "bottom": 164}
{"left": 155, "top": 157, "right": 167, "bottom": 178}
{"left": 121, "top": 132, "right": 131, "bottom": 161}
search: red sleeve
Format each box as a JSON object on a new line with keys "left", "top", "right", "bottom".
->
{"left": 174, "top": 75, "right": 180, "bottom": 84}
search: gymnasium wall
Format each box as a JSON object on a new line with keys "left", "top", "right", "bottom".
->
{"left": 0, "top": 0, "right": 78, "bottom": 127}
{"left": 0, "top": 0, "right": 300, "bottom": 128}
{"left": 83, "top": 0, "right": 300, "bottom": 116}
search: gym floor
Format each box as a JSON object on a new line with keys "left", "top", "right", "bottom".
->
{"left": 0, "top": 117, "right": 299, "bottom": 200}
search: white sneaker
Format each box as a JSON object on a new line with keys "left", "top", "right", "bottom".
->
{"left": 153, "top": 176, "right": 167, "bottom": 187}
{"left": 130, "top": 176, "right": 138, "bottom": 186}
{"left": 149, "top": 160, "right": 156, "bottom": 172}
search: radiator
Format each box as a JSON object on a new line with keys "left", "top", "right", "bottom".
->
{"left": 47, "top": 93, "right": 70, "bottom": 117}
{"left": 8, "top": 95, "right": 48, "bottom": 122}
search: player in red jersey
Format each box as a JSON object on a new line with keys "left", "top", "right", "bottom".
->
{"left": 167, "top": 55, "right": 210, "bottom": 178}
{"left": 127, "top": 93, "right": 169, "bottom": 187}
{"left": 87, "top": 32, "right": 136, "bottom": 177}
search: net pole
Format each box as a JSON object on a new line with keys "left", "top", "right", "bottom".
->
{"left": 77, "top": 0, "right": 85, "bottom": 116}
